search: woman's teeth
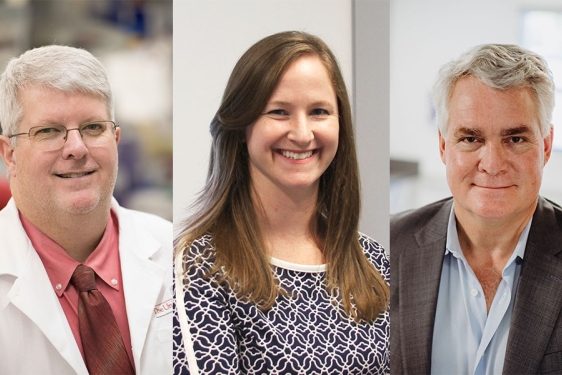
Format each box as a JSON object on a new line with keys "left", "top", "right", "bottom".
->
{"left": 280, "top": 150, "right": 313, "bottom": 160}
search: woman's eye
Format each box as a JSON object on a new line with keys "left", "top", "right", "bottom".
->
{"left": 311, "top": 108, "right": 329, "bottom": 116}
{"left": 267, "top": 109, "right": 287, "bottom": 116}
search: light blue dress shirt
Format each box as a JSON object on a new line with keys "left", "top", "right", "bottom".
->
{"left": 431, "top": 206, "right": 531, "bottom": 375}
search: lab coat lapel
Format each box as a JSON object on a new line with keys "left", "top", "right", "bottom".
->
{"left": 117, "top": 207, "right": 166, "bottom": 371}
{"left": 7, "top": 241, "right": 87, "bottom": 374}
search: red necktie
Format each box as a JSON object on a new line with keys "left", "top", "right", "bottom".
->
{"left": 71, "top": 264, "right": 135, "bottom": 375}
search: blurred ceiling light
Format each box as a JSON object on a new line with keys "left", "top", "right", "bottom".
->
{"left": 6, "top": 0, "right": 28, "bottom": 8}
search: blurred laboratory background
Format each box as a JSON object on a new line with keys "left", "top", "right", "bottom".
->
{"left": 390, "top": 0, "right": 562, "bottom": 214}
{"left": 0, "top": 0, "right": 172, "bottom": 220}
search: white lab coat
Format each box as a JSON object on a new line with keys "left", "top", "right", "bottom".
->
{"left": 0, "top": 198, "right": 173, "bottom": 375}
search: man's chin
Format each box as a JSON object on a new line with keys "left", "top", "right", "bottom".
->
{"left": 58, "top": 194, "right": 104, "bottom": 215}
{"left": 462, "top": 201, "right": 528, "bottom": 222}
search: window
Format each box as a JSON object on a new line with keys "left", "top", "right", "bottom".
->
{"left": 521, "top": 10, "right": 562, "bottom": 151}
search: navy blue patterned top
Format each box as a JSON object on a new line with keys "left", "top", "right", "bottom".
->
{"left": 173, "top": 233, "right": 389, "bottom": 374}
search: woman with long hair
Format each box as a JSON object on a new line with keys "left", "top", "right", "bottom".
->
{"left": 173, "top": 31, "right": 389, "bottom": 374}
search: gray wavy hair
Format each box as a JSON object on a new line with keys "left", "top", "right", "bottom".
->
{"left": 433, "top": 44, "right": 555, "bottom": 137}
{"left": 0, "top": 45, "right": 114, "bottom": 137}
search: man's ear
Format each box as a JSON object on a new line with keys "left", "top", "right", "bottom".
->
{"left": 543, "top": 125, "right": 554, "bottom": 166}
{"left": 0, "top": 136, "right": 16, "bottom": 177}
{"left": 115, "top": 126, "right": 121, "bottom": 145}
{"left": 438, "top": 130, "right": 446, "bottom": 164}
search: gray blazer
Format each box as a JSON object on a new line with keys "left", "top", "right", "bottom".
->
{"left": 390, "top": 196, "right": 562, "bottom": 374}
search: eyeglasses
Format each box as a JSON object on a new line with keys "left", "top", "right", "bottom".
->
{"left": 8, "top": 121, "right": 119, "bottom": 151}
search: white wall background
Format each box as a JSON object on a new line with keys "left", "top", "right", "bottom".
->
{"left": 390, "top": 0, "right": 562, "bottom": 213}
{"left": 174, "top": 0, "right": 390, "bottom": 247}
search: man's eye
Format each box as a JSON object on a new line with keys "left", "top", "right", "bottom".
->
{"left": 510, "top": 136, "right": 523, "bottom": 143}
{"left": 463, "top": 137, "right": 477, "bottom": 143}
{"left": 34, "top": 127, "right": 62, "bottom": 135}
{"left": 83, "top": 123, "right": 103, "bottom": 131}
{"left": 311, "top": 108, "right": 329, "bottom": 116}
{"left": 81, "top": 123, "right": 106, "bottom": 135}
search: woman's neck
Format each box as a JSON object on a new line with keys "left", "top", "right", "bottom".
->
{"left": 252, "top": 182, "right": 325, "bottom": 265}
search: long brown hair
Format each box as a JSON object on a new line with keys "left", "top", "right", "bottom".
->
{"left": 176, "top": 31, "right": 389, "bottom": 321}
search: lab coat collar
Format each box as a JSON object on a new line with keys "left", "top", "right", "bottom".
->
{"left": 113, "top": 198, "right": 167, "bottom": 371}
{"left": 0, "top": 197, "right": 167, "bottom": 374}
{"left": 0, "top": 198, "right": 88, "bottom": 374}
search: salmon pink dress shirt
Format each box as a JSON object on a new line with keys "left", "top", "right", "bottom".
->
{"left": 20, "top": 210, "right": 135, "bottom": 369}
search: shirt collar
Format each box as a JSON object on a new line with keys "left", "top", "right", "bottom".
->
{"left": 20, "top": 209, "right": 121, "bottom": 297}
{"left": 84, "top": 210, "right": 121, "bottom": 291}
{"left": 445, "top": 204, "right": 530, "bottom": 268}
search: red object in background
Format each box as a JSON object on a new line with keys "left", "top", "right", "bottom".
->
{"left": 0, "top": 178, "right": 11, "bottom": 210}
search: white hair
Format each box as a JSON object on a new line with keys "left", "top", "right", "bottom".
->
{"left": 0, "top": 45, "right": 114, "bottom": 137}
{"left": 433, "top": 44, "right": 555, "bottom": 137}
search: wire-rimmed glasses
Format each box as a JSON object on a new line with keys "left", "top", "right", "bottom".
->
{"left": 8, "top": 121, "right": 119, "bottom": 151}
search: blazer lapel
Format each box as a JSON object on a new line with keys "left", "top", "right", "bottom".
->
{"left": 504, "top": 198, "right": 562, "bottom": 374}
{"left": 117, "top": 208, "right": 167, "bottom": 371}
{"left": 399, "top": 200, "right": 451, "bottom": 374}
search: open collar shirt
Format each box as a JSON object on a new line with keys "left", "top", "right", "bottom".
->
{"left": 431, "top": 205, "right": 530, "bottom": 375}
{"left": 20, "top": 209, "right": 134, "bottom": 368}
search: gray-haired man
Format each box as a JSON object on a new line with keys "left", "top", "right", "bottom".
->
{"left": 391, "top": 44, "right": 562, "bottom": 374}
{"left": 0, "top": 45, "right": 172, "bottom": 374}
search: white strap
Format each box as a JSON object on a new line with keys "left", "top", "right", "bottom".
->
{"left": 175, "top": 250, "right": 199, "bottom": 375}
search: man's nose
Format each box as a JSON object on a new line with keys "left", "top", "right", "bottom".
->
{"left": 287, "top": 113, "right": 314, "bottom": 144}
{"left": 478, "top": 141, "right": 508, "bottom": 175}
{"left": 62, "top": 128, "right": 88, "bottom": 159}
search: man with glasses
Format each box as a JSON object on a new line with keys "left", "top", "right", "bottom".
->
{"left": 0, "top": 45, "right": 172, "bottom": 374}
